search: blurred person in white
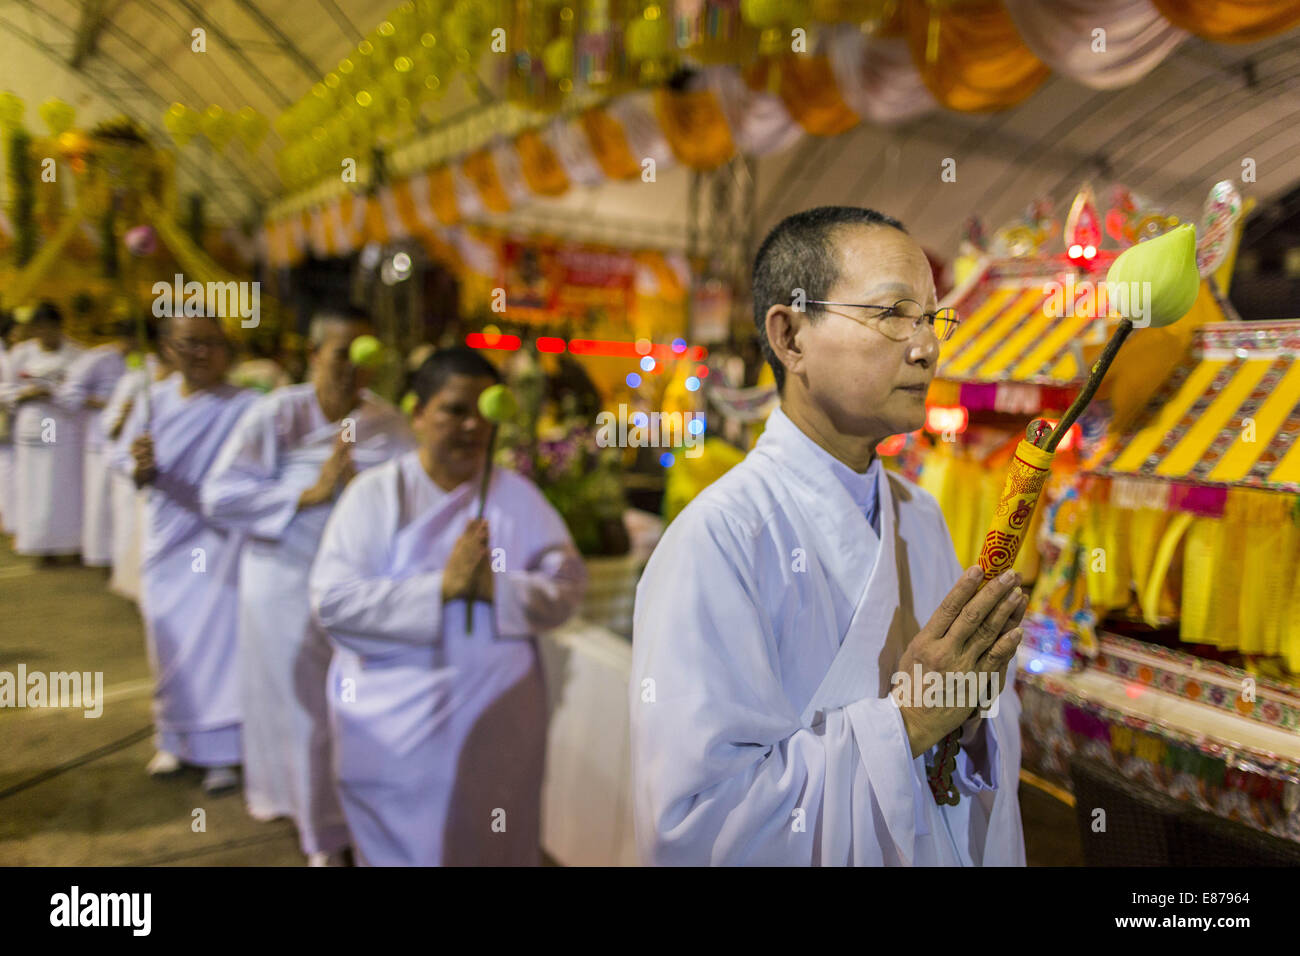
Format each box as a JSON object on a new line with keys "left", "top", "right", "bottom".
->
{"left": 101, "top": 336, "right": 173, "bottom": 602}
{"left": 56, "top": 317, "right": 132, "bottom": 567}
{"left": 0, "top": 302, "right": 84, "bottom": 561}
{"left": 201, "top": 308, "right": 414, "bottom": 866}
{"left": 113, "top": 313, "right": 257, "bottom": 795}
{"left": 631, "top": 207, "right": 1027, "bottom": 866}
{"left": 308, "top": 348, "right": 585, "bottom": 866}
{"left": 0, "top": 311, "right": 17, "bottom": 535}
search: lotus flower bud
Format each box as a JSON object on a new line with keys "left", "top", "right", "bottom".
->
{"left": 477, "top": 383, "right": 518, "bottom": 424}
{"left": 347, "top": 334, "right": 385, "bottom": 368}
{"left": 1105, "top": 223, "right": 1199, "bottom": 329}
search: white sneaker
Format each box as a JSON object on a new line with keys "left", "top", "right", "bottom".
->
{"left": 201, "top": 766, "right": 240, "bottom": 794}
{"left": 146, "top": 751, "right": 182, "bottom": 776}
{"left": 307, "top": 849, "right": 350, "bottom": 867}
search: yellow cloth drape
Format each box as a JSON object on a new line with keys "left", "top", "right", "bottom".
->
{"left": 426, "top": 166, "right": 460, "bottom": 225}
{"left": 653, "top": 88, "right": 736, "bottom": 171}
{"left": 362, "top": 195, "right": 387, "bottom": 245}
{"left": 515, "top": 130, "right": 570, "bottom": 197}
{"left": 579, "top": 108, "right": 642, "bottom": 180}
{"left": 391, "top": 177, "right": 430, "bottom": 239}
{"left": 757, "top": 56, "right": 860, "bottom": 136}
{"left": 461, "top": 150, "right": 511, "bottom": 213}
{"left": 904, "top": 0, "right": 1050, "bottom": 112}
{"left": 1150, "top": 0, "right": 1300, "bottom": 42}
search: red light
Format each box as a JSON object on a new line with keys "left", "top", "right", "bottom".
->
{"left": 695, "top": 364, "right": 709, "bottom": 378}
{"left": 536, "top": 336, "right": 566, "bottom": 354}
{"left": 466, "top": 332, "right": 521, "bottom": 351}
{"left": 1039, "top": 418, "right": 1081, "bottom": 451}
{"left": 924, "top": 405, "right": 968, "bottom": 435}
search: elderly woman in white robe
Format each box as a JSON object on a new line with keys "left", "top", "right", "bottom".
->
{"left": 309, "top": 347, "right": 585, "bottom": 866}
{"left": 632, "top": 207, "right": 1028, "bottom": 867}
{"left": 1, "top": 303, "right": 84, "bottom": 558}
{"left": 202, "top": 311, "right": 414, "bottom": 865}
{"left": 114, "top": 314, "right": 257, "bottom": 794}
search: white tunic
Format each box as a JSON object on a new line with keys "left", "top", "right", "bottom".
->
{"left": 200, "top": 384, "right": 415, "bottom": 853}
{"left": 0, "top": 343, "right": 13, "bottom": 534}
{"left": 114, "top": 377, "right": 258, "bottom": 766}
{"left": 309, "top": 452, "right": 586, "bottom": 866}
{"left": 1, "top": 340, "right": 84, "bottom": 555}
{"left": 101, "top": 365, "right": 154, "bottom": 600}
{"left": 631, "top": 407, "right": 1025, "bottom": 866}
{"left": 57, "top": 345, "right": 127, "bottom": 566}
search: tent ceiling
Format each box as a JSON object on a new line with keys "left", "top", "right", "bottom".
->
{"left": 0, "top": 5, "right": 1296, "bottom": 254}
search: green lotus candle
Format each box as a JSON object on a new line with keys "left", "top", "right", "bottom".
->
{"left": 1105, "top": 222, "right": 1199, "bottom": 329}
{"left": 467, "top": 383, "right": 518, "bottom": 633}
{"left": 347, "top": 334, "right": 385, "bottom": 369}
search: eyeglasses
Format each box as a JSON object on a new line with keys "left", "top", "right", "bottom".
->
{"left": 802, "top": 298, "right": 960, "bottom": 343}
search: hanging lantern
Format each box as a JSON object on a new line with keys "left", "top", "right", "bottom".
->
{"left": 0, "top": 92, "right": 24, "bottom": 130}
{"left": 236, "top": 107, "right": 269, "bottom": 153}
{"left": 201, "top": 105, "right": 237, "bottom": 153}
{"left": 164, "top": 102, "right": 201, "bottom": 147}
{"left": 39, "top": 98, "right": 76, "bottom": 136}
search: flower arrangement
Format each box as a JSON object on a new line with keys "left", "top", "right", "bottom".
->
{"left": 495, "top": 350, "right": 629, "bottom": 557}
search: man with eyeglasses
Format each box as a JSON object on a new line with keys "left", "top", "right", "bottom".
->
{"left": 113, "top": 313, "right": 259, "bottom": 795}
{"left": 631, "top": 206, "right": 1027, "bottom": 866}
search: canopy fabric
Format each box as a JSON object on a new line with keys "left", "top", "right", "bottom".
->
{"left": 1092, "top": 321, "right": 1300, "bottom": 493}
{"left": 936, "top": 258, "right": 1121, "bottom": 386}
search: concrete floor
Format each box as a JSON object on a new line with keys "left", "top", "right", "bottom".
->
{"left": 0, "top": 536, "right": 1082, "bottom": 867}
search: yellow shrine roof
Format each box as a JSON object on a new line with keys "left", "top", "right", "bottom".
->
{"left": 937, "top": 257, "right": 1122, "bottom": 387}
{"left": 1090, "top": 321, "right": 1300, "bottom": 494}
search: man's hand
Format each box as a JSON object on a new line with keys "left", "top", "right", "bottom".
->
{"left": 441, "top": 519, "right": 489, "bottom": 604}
{"left": 297, "top": 437, "right": 356, "bottom": 509}
{"left": 130, "top": 434, "right": 157, "bottom": 488}
{"left": 895, "top": 566, "right": 1026, "bottom": 758}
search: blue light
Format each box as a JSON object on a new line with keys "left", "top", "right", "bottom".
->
{"left": 685, "top": 376, "right": 700, "bottom": 391}
{"left": 632, "top": 412, "right": 648, "bottom": 428}
{"left": 671, "top": 338, "right": 687, "bottom": 353}
{"left": 640, "top": 356, "right": 656, "bottom": 372}
{"left": 659, "top": 452, "right": 675, "bottom": 468}
{"left": 687, "top": 418, "right": 704, "bottom": 435}
{"left": 1028, "top": 659, "right": 1044, "bottom": 673}
{"left": 626, "top": 372, "right": 641, "bottom": 388}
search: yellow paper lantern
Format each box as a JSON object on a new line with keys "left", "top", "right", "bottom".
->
{"left": 201, "top": 105, "right": 237, "bottom": 152}
{"left": 237, "top": 106, "right": 269, "bottom": 153}
{"left": 0, "top": 91, "right": 24, "bottom": 129}
{"left": 626, "top": 9, "right": 672, "bottom": 61}
{"left": 39, "top": 98, "right": 76, "bottom": 136}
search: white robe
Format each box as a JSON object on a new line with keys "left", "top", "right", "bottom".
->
{"left": 57, "top": 345, "right": 127, "bottom": 566}
{"left": 1, "top": 340, "right": 84, "bottom": 555}
{"left": 0, "top": 344, "right": 14, "bottom": 534}
{"left": 101, "top": 367, "right": 152, "bottom": 600}
{"left": 308, "top": 452, "right": 586, "bottom": 866}
{"left": 630, "top": 407, "right": 1025, "bottom": 866}
{"left": 200, "top": 384, "right": 415, "bottom": 853}
{"left": 114, "top": 377, "right": 258, "bottom": 766}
